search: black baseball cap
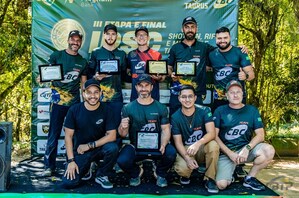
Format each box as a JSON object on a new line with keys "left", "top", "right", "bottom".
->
{"left": 225, "top": 80, "right": 243, "bottom": 92}
{"left": 135, "top": 26, "right": 149, "bottom": 36}
{"left": 182, "top": 16, "right": 197, "bottom": 26}
{"left": 84, "top": 78, "right": 101, "bottom": 90}
{"left": 136, "top": 74, "right": 153, "bottom": 85}
{"left": 104, "top": 24, "right": 117, "bottom": 33}
{"left": 68, "top": 30, "right": 83, "bottom": 39}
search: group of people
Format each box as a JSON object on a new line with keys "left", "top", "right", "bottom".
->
{"left": 41, "top": 16, "right": 275, "bottom": 193}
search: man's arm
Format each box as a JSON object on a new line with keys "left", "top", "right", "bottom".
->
{"left": 160, "top": 123, "right": 171, "bottom": 154}
{"left": 64, "top": 127, "right": 79, "bottom": 180}
{"left": 239, "top": 66, "right": 255, "bottom": 81}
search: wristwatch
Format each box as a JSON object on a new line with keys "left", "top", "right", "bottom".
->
{"left": 245, "top": 144, "right": 252, "bottom": 150}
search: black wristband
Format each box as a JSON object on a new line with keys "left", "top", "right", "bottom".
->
{"left": 67, "top": 158, "right": 75, "bottom": 164}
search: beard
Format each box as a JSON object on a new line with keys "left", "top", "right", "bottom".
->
{"left": 138, "top": 91, "right": 151, "bottom": 99}
{"left": 184, "top": 32, "right": 196, "bottom": 40}
{"left": 68, "top": 43, "right": 80, "bottom": 52}
{"left": 104, "top": 38, "right": 116, "bottom": 46}
{"left": 216, "top": 41, "right": 231, "bottom": 50}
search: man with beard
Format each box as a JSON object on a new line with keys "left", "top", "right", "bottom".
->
{"left": 167, "top": 16, "right": 215, "bottom": 116}
{"left": 117, "top": 74, "right": 176, "bottom": 187}
{"left": 88, "top": 24, "right": 127, "bottom": 127}
{"left": 62, "top": 78, "right": 119, "bottom": 189}
{"left": 208, "top": 27, "right": 255, "bottom": 112}
{"left": 171, "top": 85, "right": 219, "bottom": 193}
{"left": 127, "top": 26, "right": 165, "bottom": 101}
{"left": 43, "top": 30, "right": 87, "bottom": 177}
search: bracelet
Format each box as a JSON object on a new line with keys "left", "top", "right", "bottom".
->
{"left": 88, "top": 141, "right": 96, "bottom": 149}
{"left": 67, "top": 158, "right": 75, "bottom": 164}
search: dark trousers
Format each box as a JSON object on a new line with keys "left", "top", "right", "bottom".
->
{"left": 62, "top": 142, "right": 119, "bottom": 189}
{"left": 44, "top": 103, "right": 70, "bottom": 170}
{"left": 169, "top": 94, "right": 203, "bottom": 117}
{"left": 117, "top": 144, "right": 176, "bottom": 178}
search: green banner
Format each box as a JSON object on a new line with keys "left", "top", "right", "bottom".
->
{"left": 31, "top": 0, "right": 239, "bottom": 156}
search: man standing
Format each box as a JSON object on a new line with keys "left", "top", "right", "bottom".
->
{"left": 88, "top": 24, "right": 127, "bottom": 126}
{"left": 167, "top": 16, "right": 215, "bottom": 116}
{"left": 62, "top": 78, "right": 119, "bottom": 189}
{"left": 117, "top": 74, "right": 176, "bottom": 187}
{"left": 127, "top": 26, "right": 165, "bottom": 101}
{"left": 171, "top": 85, "right": 219, "bottom": 193}
{"left": 43, "top": 30, "right": 87, "bottom": 176}
{"left": 214, "top": 80, "right": 275, "bottom": 191}
{"left": 208, "top": 27, "right": 255, "bottom": 112}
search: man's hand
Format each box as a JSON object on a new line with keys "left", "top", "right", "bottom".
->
{"left": 77, "top": 144, "right": 90, "bottom": 154}
{"left": 120, "top": 117, "right": 130, "bottom": 130}
{"left": 150, "top": 74, "right": 163, "bottom": 82}
{"left": 237, "top": 147, "right": 249, "bottom": 164}
{"left": 94, "top": 72, "right": 107, "bottom": 81}
{"left": 64, "top": 161, "right": 79, "bottom": 180}
{"left": 171, "top": 72, "right": 180, "bottom": 82}
{"left": 185, "top": 157, "right": 199, "bottom": 170}
{"left": 238, "top": 68, "right": 247, "bottom": 81}
{"left": 238, "top": 45, "right": 248, "bottom": 54}
{"left": 187, "top": 143, "right": 200, "bottom": 156}
{"left": 159, "top": 144, "right": 166, "bottom": 155}
{"left": 227, "top": 151, "right": 239, "bottom": 164}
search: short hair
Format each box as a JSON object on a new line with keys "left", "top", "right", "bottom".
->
{"left": 216, "top": 27, "right": 230, "bottom": 35}
{"left": 179, "top": 85, "right": 196, "bottom": 95}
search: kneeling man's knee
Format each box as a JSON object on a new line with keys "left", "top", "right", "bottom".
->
{"left": 217, "top": 180, "right": 230, "bottom": 190}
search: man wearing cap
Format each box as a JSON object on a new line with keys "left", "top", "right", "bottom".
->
{"left": 87, "top": 24, "right": 127, "bottom": 127}
{"left": 43, "top": 30, "right": 88, "bottom": 176}
{"left": 62, "top": 78, "right": 119, "bottom": 189}
{"left": 117, "top": 74, "right": 176, "bottom": 187}
{"left": 213, "top": 80, "right": 275, "bottom": 191}
{"left": 167, "top": 16, "right": 215, "bottom": 116}
{"left": 127, "top": 26, "right": 165, "bottom": 101}
{"left": 208, "top": 27, "right": 255, "bottom": 113}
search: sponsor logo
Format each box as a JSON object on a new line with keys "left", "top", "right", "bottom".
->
{"left": 37, "top": 105, "right": 50, "bottom": 120}
{"left": 37, "top": 139, "right": 65, "bottom": 154}
{"left": 215, "top": 67, "right": 233, "bottom": 81}
{"left": 184, "top": 0, "right": 209, "bottom": 10}
{"left": 225, "top": 124, "right": 248, "bottom": 140}
{"left": 185, "top": 130, "right": 203, "bottom": 145}
{"left": 96, "top": 119, "right": 103, "bottom": 125}
{"left": 51, "top": 19, "right": 85, "bottom": 50}
{"left": 37, "top": 122, "right": 50, "bottom": 136}
{"left": 38, "top": 88, "right": 51, "bottom": 102}
{"left": 61, "top": 71, "right": 80, "bottom": 83}
{"left": 214, "top": 0, "right": 233, "bottom": 9}
{"left": 135, "top": 61, "right": 146, "bottom": 70}
{"left": 141, "top": 123, "right": 156, "bottom": 131}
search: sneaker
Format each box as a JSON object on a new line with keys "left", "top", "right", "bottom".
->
{"left": 156, "top": 176, "right": 168, "bottom": 187}
{"left": 235, "top": 165, "right": 247, "bottom": 177}
{"left": 42, "top": 168, "right": 53, "bottom": 177}
{"left": 114, "top": 163, "right": 123, "bottom": 174}
{"left": 204, "top": 179, "right": 219, "bottom": 193}
{"left": 130, "top": 167, "right": 144, "bottom": 186}
{"left": 243, "top": 177, "right": 265, "bottom": 191}
{"left": 82, "top": 163, "right": 93, "bottom": 181}
{"left": 95, "top": 176, "right": 113, "bottom": 189}
{"left": 180, "top": 177, "right": 190, "bottom": 185}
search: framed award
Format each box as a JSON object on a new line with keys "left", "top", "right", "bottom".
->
{"left": 97, "top": 59, "right": 120, "bottom": 74}
{"left": 38, "top": 64, "right": 64, "bottom": 82}
{"left": 175, "top": 61, "right": 196, "bottom": 76}
{"left": 135, "top": 131, "right": 161, "bottom": 157}
{"left": 146, "top": 60, "right": 168, "bottom": 75}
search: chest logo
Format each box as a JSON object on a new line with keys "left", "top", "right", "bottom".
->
{"left": 185, "top": 130, "right": 203, "bottom": 145}
{"left": 225, "top": 124, "right": 248, "bottom": 140}
{"left": 215, "top": 67, "right": 233, "bottom": 81}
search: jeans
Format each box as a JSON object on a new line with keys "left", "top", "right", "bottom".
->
{"left": 62, "top": 142, "right": 119, "bottom": 189}
{"left": 44, "top": 103, "right": 70, "bottom": 170}
{"left": 117, "top": 144, "right": 176, "bottom": 178}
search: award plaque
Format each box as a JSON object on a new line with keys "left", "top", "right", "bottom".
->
{"left": 135, "top": 131, "right": 161, "bottom": 156}
{"left": 97, "top": 59, "right": 119, "bottom": 74}
{"left": 146, "top": 60, "right": 168, "bottom": 75}
{"left": 175, "top": 61, "right": 196, "bottom": 76}
{"left": 38, "top": 64, "right": 64, "bottom": 82}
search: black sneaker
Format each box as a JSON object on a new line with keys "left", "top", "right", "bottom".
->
{"left": 235, "top": 165, "right": 247, "bottom": 177}
{"left": 180, "top": 177, "right": 190, "bottom": 185}
{"left": 243, "top": 177, "right": 265, "bottom": 191}
{"left": 95, "top": 176, "right": 113, "bottom": 189}
{"left": 204, "top": 179, "right": 219, "bottom": 193}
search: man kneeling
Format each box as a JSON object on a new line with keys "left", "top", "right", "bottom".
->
{"left": 62, "top": 79, "right": 119, "bottom": 189}
{"left": 214, "top": 80, "right": 275, "bottom": 191}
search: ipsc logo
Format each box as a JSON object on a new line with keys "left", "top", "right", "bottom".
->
{"left": 214, "top": 0, "right": 233, "bottom": 9}
{"left": 51, "top": 19, "right": 85, "bottom": 50}
{"left": 215, "top": 67, "right": 233, "bottom": 81}
{"left": 135, "top": 61, "right": 146, "bottom": 70}
{"left": 225, "top": 125, "right": 248, "bottom": 140}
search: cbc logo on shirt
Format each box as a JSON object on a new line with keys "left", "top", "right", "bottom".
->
{"left": 225, "top": 125, "right": 248, "bottom": 140}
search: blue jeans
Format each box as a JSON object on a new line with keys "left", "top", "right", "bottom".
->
{"left": 44, "top": 103, "right": 70, "bottom": 170}
{"left": 169, "top": 94, "right": 203, "bottom": 117}
{"left": 62, "top": 142, "right": 119, "bottom": 189}
{"left": 117, "top": 144, "right": 176, "bottom": 178}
